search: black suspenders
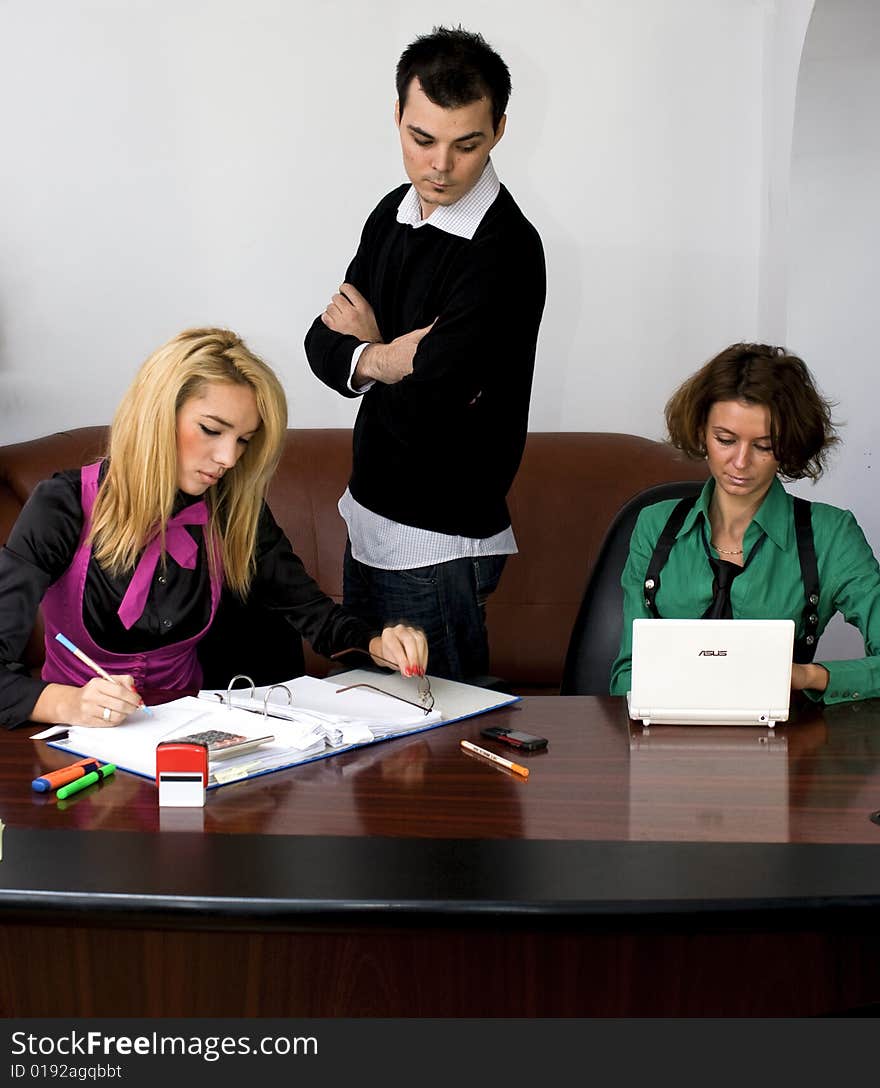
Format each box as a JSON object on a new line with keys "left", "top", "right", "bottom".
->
{"left": 642, "top": 496, "right": 696, "bottom": 617}
{"left": 792, "top": 496, "right": 820, "bottom": 664}
{"left": 642, "top": 494, "right": 819, "bottom": 664}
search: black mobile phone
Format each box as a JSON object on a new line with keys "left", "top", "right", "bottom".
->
{"left": 480, "top": 726, "right": 548, "bottom": 752}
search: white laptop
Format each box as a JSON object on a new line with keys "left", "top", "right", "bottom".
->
{"left": 626, "top": 618, "right": 795, "bottom": 727}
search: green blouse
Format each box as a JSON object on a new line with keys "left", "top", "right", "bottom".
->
{"left": 610, "top": 477, "right": 880, "bottom": 704}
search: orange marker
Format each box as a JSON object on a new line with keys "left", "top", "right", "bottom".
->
{"left": 460, "top": 740, "right": 529, "bottom": 778}
{"left": 32, "top": 757, "right": 99, "bottom": 793}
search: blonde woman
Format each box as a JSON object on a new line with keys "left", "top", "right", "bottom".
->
{"left": 0, "top": 327, "right": 427, "bottom": 728}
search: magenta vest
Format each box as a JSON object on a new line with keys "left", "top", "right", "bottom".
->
{"left": 41, "top": 462, "right": 222, "bottom": 691}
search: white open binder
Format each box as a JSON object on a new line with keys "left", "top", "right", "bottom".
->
{"left": 35, "top": 671, "right": 519, "bottom": 789}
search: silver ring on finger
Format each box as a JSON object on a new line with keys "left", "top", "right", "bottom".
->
{"left": 102, "top": 706, "right": 111, "bottom": 722}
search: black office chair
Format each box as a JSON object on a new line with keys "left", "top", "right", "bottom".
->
{"left": 560, "top": 479, "right": 705, "bottom": 695}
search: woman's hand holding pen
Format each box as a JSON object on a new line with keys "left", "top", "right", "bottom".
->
{"left": 369, "top": 624, "right": 429, "bottom": 678}
{"left": 32, "top": 675, "right": 144, "bottom": 728}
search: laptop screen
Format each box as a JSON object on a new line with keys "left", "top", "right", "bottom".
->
{"left": 627, "top": 618, "right": 795, "bottom": 726}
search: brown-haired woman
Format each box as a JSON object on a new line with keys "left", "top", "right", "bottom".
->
{"left": 610, "top": 343, "right": 880, "bottom": 702}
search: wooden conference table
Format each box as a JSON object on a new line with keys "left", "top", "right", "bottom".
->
{"left": 2, "top": 694, "right": 880, "bottom": 1017}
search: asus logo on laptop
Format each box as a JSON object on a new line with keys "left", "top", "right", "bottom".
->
{"left": 698, "top": 649, "right": 728, "bottom": 656}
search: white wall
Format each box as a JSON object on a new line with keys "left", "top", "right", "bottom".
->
{"left": 786, "top": 0, "right": 880, "bottom": 656}
{"left": 15, "top": 0, "right": 880, "bottom": 662}
{"left": 1, "top": 0, "right": 814, "bottom": 444}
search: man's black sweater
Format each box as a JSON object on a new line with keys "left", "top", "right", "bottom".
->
{"left": 305, "top": 182, "right": 546, "bottom": 538}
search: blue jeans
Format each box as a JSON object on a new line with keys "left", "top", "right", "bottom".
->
{"left": 343, "top": 543, "right": 507, "bottom": 682}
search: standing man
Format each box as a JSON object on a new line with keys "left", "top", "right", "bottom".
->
{"left": 305, "top": 26, "right": 545, "bottom": 682}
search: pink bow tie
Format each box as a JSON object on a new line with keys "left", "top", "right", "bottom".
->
{"left": 117, "top": 501, "right": 210, "bottom": 630}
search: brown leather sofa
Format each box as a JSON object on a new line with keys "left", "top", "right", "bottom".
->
{"left": 0, "top": 427, "right": 707, "bottom": 694}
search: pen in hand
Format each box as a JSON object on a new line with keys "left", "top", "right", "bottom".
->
{"left": 54, "top": 632, "right": 153, "bottom": 717}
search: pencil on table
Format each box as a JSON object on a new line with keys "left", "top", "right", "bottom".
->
{"left": 460, "top": 739, "right": 529, "bottom": 778}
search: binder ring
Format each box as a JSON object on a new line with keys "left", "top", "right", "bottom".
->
{"left": 226, "top": 674, "right": 255, "bottom": 710}
{"left": 263, "top": 684, "right": 293, "bottom": 718}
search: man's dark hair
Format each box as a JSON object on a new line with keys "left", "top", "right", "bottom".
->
{"left": 396, "top": 26, "right": 511, "bottom": 131}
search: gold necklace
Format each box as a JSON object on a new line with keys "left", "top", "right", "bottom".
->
{"left": 711, "top": 541, "right": 743, "bottom": 556}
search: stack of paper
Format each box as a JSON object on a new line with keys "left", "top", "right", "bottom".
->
{"left": 38, "top": 697, "right": 328, "bottom": 786}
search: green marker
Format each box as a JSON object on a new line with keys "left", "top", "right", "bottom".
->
{"left": 56, "top": 763, "right": 116, "bottom": 800}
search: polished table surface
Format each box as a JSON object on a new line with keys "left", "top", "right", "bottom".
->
{"left": 4, "top": 696, "right": 880, "bottom": 905}
{"left": 3, "top": 694, "right": 880, "bottom": 1015}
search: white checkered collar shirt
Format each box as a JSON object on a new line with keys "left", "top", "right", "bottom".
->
{"left": 395, "top": 159, "right": 500, "bottom": 240}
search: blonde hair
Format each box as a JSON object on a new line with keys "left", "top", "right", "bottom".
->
{"left": 90, "top": 327, "right": 288, "bottom": 595}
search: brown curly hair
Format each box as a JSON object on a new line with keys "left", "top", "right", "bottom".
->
{"left": 664, "top": 343, "right": 839, "bottom": 480}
